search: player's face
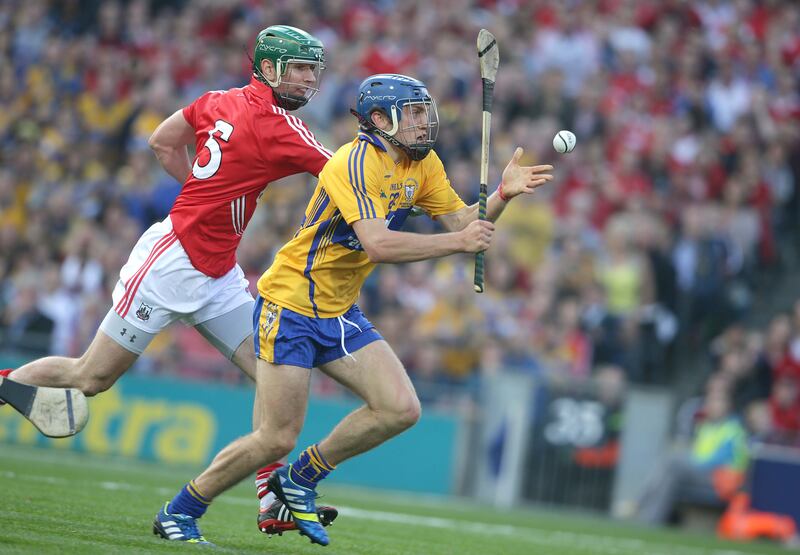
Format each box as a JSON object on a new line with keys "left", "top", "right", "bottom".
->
{"left": 278, "top": 62, "right": 322, "bottom": 99}
{"left": 397, "top": 101, "right": 438, "bottom": 148}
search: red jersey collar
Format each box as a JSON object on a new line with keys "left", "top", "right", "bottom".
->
{"left": 246, "top": 76, "right": 278, "bottom": 106}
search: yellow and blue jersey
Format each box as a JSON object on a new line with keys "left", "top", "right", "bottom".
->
{"left": 257, "top": 131, "right": 466, "bottom": 318}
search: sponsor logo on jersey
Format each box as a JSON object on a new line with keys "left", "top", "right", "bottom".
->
{"left": 136, "top": 303, "right": 153, "bottom": 322}
{"left": 344, "top": 235, "right": 363, "bottom": 251}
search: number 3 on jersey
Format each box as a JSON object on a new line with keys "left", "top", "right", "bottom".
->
{"left": 192, "top": 119, "right": 234, "bottom": 179}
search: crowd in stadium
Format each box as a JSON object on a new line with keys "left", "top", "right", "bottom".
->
{"left": 0, "top": 0, "right": 799, "bottom": 425}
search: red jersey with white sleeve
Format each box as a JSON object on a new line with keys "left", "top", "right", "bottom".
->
{"left": 171, "top": 76, "right": 333, "bottom": 278}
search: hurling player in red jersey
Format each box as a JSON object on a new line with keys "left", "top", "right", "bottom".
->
{"left": 4, "top": 25, "right": 337, "bottom": 541}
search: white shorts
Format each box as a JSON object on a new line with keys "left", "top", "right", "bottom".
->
{"left": 103, "top": 217, "right": 254, "bottom": 356}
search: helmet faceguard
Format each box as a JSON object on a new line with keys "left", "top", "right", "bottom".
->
{"left": 252, "top": 25, "right": 325, "bottom": 111}
{"left": 351, "top": 74, "right": 439, "bottom": 161}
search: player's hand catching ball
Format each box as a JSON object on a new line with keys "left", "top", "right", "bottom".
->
{"left": 498, "top": 147, "right": 554, "bottom": 200}
{"left": 460, "top": 219, "right": 494, "bottom": 253}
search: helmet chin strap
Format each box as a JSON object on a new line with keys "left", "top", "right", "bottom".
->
{"left": 274, "top": 92, "right": 308, "bottom": 110}
{"left": 349, "top": 109, "right": 430, "bottom": 161}
{"left": 386, "top": 105, "right": 400, "bottom": 135}
{"left": 254, "top": 61, "right": 309, "bottom": 111}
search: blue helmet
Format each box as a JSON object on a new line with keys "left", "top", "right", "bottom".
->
{"left": 351, "top": 74, "right": 439, "bottom": 161}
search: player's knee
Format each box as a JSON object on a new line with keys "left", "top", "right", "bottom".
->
{"left": 253, "top": 427, "right": 297, "bottom": 460}
{"left": 385, "top": 395, "right": 421, "bottom": 433}
{"left": 399, "top": 396, "right": 422, "bottom": 429}
{"left": 272, "top": 436, "right": 297, "bottom": 460}
{"left": 75, "top": 363, "right": 118, "bottom": 396}
{"left": 79, "top": 375, "right": 115, "bottom": 397}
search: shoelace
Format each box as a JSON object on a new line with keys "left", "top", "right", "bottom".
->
{"left": 286, "top": 488, "right": 324, "bottom": 514}
{"left": 174, "top": 514, "right": 204, "bottom": 540}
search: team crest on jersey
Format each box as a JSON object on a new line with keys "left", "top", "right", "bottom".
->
{"left": 135, "top": 303, "right": 153, "bottom": 322}
{"left": 262, "top": 303, "right": 279, "bottom": 333}
{"left": 403, "top": 178, "right": 418, "bottom": 204}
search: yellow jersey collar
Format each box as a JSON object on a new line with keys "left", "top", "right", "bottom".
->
{"left": 358, "top": 131, "right": 388, "bottom": 152}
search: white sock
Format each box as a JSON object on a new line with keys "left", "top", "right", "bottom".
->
{"left": 259, "top": 491, "right": 277, "bottom": 511}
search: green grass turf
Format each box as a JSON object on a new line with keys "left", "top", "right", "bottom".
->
{"left": 0, "top": 444, "right": 789, "bottom": 554}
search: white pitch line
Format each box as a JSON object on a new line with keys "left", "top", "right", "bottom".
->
{"left": 0, "top": 469, "right": 758, "bottom": 555}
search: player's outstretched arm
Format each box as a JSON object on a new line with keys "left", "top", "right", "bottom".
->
{"left": 149, "top": 109, "right": 195, "bottom": 183}
{"left": 353, "top": 218, "right": 493, "bottom": 264}
{"left": 437, "top": 147, "right": 553, "bottom": 232}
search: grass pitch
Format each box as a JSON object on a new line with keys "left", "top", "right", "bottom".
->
{"left": 0, "top": 444, "right": 789, "bottom": 554}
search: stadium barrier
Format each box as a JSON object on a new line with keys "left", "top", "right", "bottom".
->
{"left": 0, "top": 373, "right": 461, "bottom": 494}
{"left": 0, "top": 359, "right": 681, "bottom": 508}
{"left": 748, "top": 443, "right": 800, "bottom": 527}
{"left": 468, "top": 372, "right": 674, "bottom": 515}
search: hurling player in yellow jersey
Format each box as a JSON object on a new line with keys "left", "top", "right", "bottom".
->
{"left": 193, "top": 74, "right": 552, "bottom": 545}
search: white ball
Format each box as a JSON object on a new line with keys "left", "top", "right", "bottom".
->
{"left": 553, "top": 130, "right": 576, "bottom": 154}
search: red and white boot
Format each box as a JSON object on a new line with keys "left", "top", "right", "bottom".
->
{"left": 255, "top": 463, "right": 338, "bottom": 536}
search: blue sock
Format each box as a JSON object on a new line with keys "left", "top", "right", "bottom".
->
{"left": 168, "top": 481, "right": 211, "bottom": 518}
{"left": 289, "top": 444, "right": 335, "bottom": 490}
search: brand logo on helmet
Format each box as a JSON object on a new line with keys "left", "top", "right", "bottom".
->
{"left": 260, "top": 44, "right": 288, "bottom": 53}
{"left": 365, "top": 95, "right": 397, "bottom": 101}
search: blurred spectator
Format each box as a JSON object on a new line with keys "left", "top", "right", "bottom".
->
{"left": 673, "top": 204, "right": 733, "bottom": 342}
{"left": 744, "top": 400, "right": 776, "bottom": 444}
{"left": 706, "top": 59, "right": 752, "bottom": 133}
{"left": 636, "top": 389, "right": 749, "bottom": 524}
{"left": 769, "top": 375, "right": 800, "bottom": 441}
{"left": 1, "top": 278, "right": 54, "bottom": 356}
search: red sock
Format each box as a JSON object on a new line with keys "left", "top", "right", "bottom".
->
{"left": 0, "top": 369, "right": 11, "bottom": 405}
{"left": 255, "top": 462, "right": 283, "bottom": 499}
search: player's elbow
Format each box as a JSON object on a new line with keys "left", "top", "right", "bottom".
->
{"left": 354, "top": 223, "right": 395, "bottom": 263}
{"left": 363, "top": 243, "right": 387, "bottom": 264}
{"left": 148, "top": 126, "right": 183, "bottom": 158}
{"left": 434, "top": 213, "right": 465, "bottom": 233}
{"left": 360, "top": 237, "right": 389, "bottom": 263}
{"left": 147, "top": 133, "right": 165, "bottom": 157}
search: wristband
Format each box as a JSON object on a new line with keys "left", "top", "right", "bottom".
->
{"left": 497, "top": 181, "right": 510, "bottom": 202}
